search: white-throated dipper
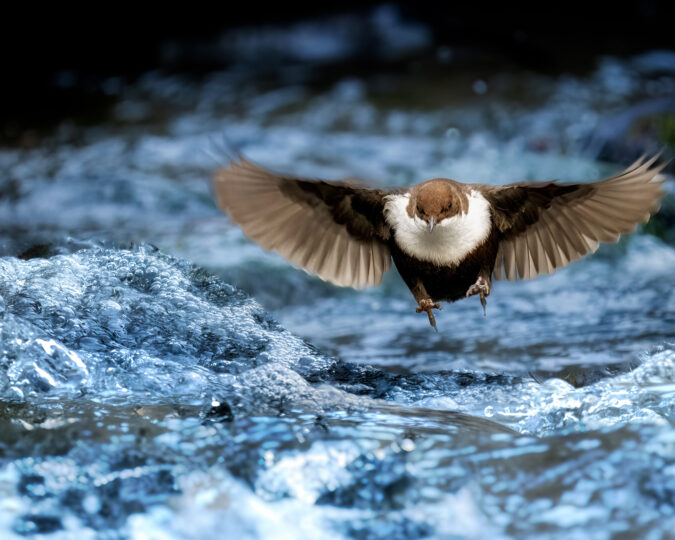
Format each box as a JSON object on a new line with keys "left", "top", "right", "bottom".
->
{"left": 214, "top": 155, "right": 665, "bottom": 329}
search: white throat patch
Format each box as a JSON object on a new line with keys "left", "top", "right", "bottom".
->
{"left": 383, "top": 191, "right": 492, "bottom": 266}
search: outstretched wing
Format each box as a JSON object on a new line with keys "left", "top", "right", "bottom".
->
{"left": 482, "top": 155, "right": 666, "bottom": 281}
{"left": 213, "top": 158, "right": 392, "bottom": 289}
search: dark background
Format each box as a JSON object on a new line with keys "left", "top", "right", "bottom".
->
{"left": 2, "top": 1, "right": 674, "bottom": 144}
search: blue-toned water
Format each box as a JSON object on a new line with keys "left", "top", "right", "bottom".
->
{"left": 1, "top": 31, "right": 674, "bottom": 538}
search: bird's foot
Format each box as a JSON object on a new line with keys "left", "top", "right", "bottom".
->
{"left": 466, "top": 276, "right": 490, "bottom": 316}
{"left": 416, "top": 298, "right": 441, "bottom": 330}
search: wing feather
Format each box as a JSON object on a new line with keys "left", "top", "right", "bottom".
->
{"left": 214, "top": 159, "right": 392, "bottom": 289}
{"left": 485, "top": 156, "right": 665, "bottom": 281}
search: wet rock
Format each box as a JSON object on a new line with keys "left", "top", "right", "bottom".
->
{"left": 17, "top": 244, "right": 54, "bottom": 260}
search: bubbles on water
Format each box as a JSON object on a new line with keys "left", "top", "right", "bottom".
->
{"left": 0, "top": 247, "right": 336, "bottom": 412}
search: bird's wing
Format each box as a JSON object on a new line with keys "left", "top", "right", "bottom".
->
{"left": 480, "top": 155, "right": 666, "bottom": 281}
{"left": 213, "top": 158, "right": 392, "bottom": 289}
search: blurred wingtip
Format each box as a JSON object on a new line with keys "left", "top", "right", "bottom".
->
{"left": 205, "top": 132, "right": 246, "bottom": 170}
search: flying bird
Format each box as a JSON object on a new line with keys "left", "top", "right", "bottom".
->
{"left": 213, "top": 155, "right": 665, "bottom": 329}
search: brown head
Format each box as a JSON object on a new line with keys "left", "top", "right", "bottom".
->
{"left": 407, "top": 179, "right": 467, "bottom": 231}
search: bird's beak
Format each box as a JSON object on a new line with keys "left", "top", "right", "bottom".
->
{"left": 428, "top": 217, "right": 435, "bottom": 233}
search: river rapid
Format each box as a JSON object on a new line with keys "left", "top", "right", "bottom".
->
{"left": 1, "top": 24, "right": 674, "bottom": 538}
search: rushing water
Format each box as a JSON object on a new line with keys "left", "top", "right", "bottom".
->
{"left": 1, "top": 25, "right": 674, "bottom": 539}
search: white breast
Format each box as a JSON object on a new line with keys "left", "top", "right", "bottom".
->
{"left": 383, "top": 191, "right": 492, "bottom": 266}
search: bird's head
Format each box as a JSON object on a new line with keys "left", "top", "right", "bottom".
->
{"left": 409, "top": 179, "right": 465, "bottom": 232}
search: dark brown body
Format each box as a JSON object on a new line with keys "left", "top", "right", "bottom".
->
{"left": 389, "top": 230, "right": 500, "bottom": 303}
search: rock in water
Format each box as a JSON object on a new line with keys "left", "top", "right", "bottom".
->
{"left": 0, "top": 245, "right": 335, "bottom": 411}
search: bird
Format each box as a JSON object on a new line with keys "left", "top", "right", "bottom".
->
{"left": 213, "top": 155, "right": 666, "bottom": 330}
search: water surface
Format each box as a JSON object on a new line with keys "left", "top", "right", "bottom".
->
{"left": 1, "top": 40, "right": 674, "bottom": 539}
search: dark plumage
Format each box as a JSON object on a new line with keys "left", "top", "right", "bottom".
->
{"left": 214, "top": 156, "right": 665, "bottom": 329}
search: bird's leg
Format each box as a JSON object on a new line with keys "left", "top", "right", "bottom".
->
{"left": 465, "top": 274, "right": 491, "bottom": 316}
{"left": 411, "top": 282, "right": 441, "bottom": 330}
{"left": 416, "top": 299, "right": 441, "bottom": 330}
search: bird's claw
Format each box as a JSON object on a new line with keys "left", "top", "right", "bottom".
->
{"left": 416, "top": 298, "right": 441, "bottom": 330}
{"left": 466, "top": 276, "right": 490, "bottom": 316}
